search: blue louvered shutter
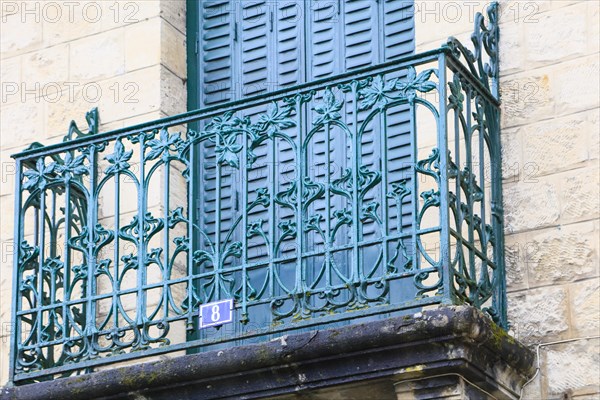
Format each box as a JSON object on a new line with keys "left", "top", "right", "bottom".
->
{"left": 272, "top": 0, "right": 305, "bottom": 265}
{"left": 383, "top": 0, "right": 416, "bottom": 243}
{"left": 194, "top": 0, "right": 415, "bottom": 305}
{"left": 199, "top": 1, "right": 234, "bottom": 106}
{"left": 197, "top": 1, "right": 236, "bottom": 273}
{"left": 237, "top": 1, "right": 270, "bottom": 97}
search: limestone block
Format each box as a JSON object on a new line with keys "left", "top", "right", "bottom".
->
{"left": 0, "top": 56, "right": 21, "bottom": 105}
{"left": 503, "top": 178, "right": 560, "bottom": 233}
{"left": 101, "top": 0, "right": 161, "bottom": 31}
{"left": 22, "top": 44, "right": 70, "bottom": 96}
{"left": 161, "top": 20, "right": 187, "bottom": 80}
{"left": 521, "top": 115, "right": 590, "bottom": 177}
{"left": 0, "top": 13, "right": 43, "bottom": 57}
{"left": 559, "top": 166, "right": 600, "bottom": 224}
{"left": 548, "top": 1, "right": 582, "bottom": 11}
{"left": 497, "top": 16, "right": 524, "bottom": 75}
{"left": 500, "top": 127, "right": 521, "bottom": 182}
{"left": 96, "top": 66, "right": 162, "bottom": 124}
{"left": 0, "top": 194, "right": 14, "bottom": 244}
{"left": 0, "top": 1, "right": 19, "bottom": 18}
{"left": 160, "top": 67, "right": 187, "bottom": 117}
{"left": 160, "top": 1, "right": 186, "bottom": 35}
{"left": 590, "top": 108, "right": 599, "bottom": 161}
{"left": 42, "top": 2, "right": 104, "bottom": 46}
{"left": 0, "top": 150, "right": 16, "bottom": 197}
{"left": 526, "top": 222, "right": 597, "bottom": 286}
{"left": 590, "top": 1, "right": 600, "bottom": 54}
{"left": 551, "top": 55, "right": 600, "bottom": 116}
{"left": 69, "top": 30, "right": 126, "bottom": 82}
{"left": 500, "top": 72, "right": 553, "bottom": 129}
{"left": 570, "top": 279, "right": 600, "bottom": 337}
{"left": 499, "top": 1, "right": 577, "bottom": 21}
{"left": 524, "top": 3, "right": 587, "bottom": 66}
{"left": 543, "top": 338, "right": 600, "bottom": 398}
{"left": 125, "top": 18, "right": 161, "bottom": 72}
{"left": 508, "top": 286, "right": 569, "bottom": 345}
{"left": 0, "top": 100, "right": 44, "bottom": 151}
{"left": 414, "top": 1, "right": 473, "bottom": 50}
{"left": 0, "top": 335, "right": 8, "bottom": 386}
{"left": 504, "top": 231, "right": 531, "bottom": 291}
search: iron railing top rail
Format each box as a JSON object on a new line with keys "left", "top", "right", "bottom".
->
{"left": 11, "top": 43, "right": 499, "bottom": 161}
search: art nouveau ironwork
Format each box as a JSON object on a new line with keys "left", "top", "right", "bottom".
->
{"left": 9, "top": 3, "right": 503, "bottom": 383}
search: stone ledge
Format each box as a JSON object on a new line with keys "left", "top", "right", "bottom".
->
{"left": 0, "top": 306, "right": 535, "bottom": 400}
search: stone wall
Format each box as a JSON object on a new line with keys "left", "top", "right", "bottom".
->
{"left": 415, "top": 1, "right": 599, "bottom": 398}
{"left": 0, "top": 0, "right": 187, "bottom": 384}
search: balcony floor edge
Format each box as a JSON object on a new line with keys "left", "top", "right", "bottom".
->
{"left": 1, "top": 305, "right": 534, "bottom": 400}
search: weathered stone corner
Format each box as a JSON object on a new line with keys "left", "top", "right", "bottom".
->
{"left": 1, "top": 306, "right": 535, "bottom": 400}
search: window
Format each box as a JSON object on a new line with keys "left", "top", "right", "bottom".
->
{"left": 186, "top": 0, "right": 416, "bottom": 339}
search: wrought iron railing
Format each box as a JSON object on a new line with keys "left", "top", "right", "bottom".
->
{"left": 9, "top": 4, "right": 503, "bottom": 383}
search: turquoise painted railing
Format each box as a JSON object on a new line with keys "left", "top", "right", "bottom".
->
{"left": 9, "top": 4, "right": 503, "bottom": 383}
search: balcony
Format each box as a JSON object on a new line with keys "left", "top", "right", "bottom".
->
{"left": 8, "top": 4, "right": 508, "bottom": 386}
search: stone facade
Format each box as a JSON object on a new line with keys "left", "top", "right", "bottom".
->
{"left": 0, "top": 0, "right": 188, "bottom": 384}
{"left": 414, "top": 1, "right": 599, "bottom": 398}
{"left": 0, "top": 1, "right": 598, "bottom": 399}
